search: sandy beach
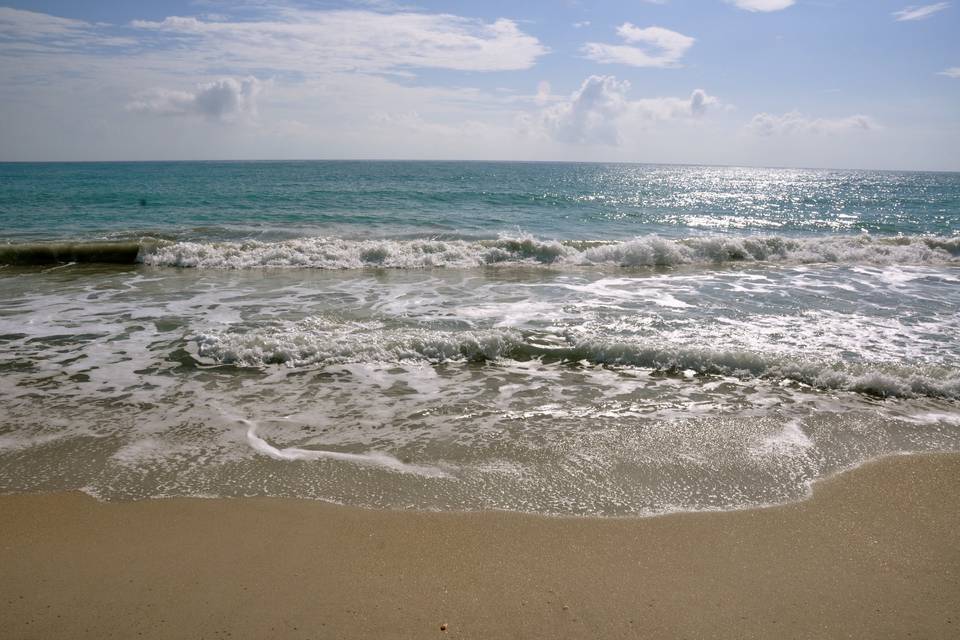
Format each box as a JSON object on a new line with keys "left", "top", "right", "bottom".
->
{"left": 3, "top": 1, "right": 959, "bottom": 636}
{"left": 1, "top": 453, "right": 958, "bottom": 639}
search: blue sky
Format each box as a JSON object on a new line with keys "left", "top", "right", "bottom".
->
{"left": 0, "top": 1, "right": 957, "bottom": 169}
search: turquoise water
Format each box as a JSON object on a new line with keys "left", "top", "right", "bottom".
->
{"left": 2, "top": 161, "right": 959, "bottom": 242}
{"left": 1, "top": 161, "right": 959, "bottom": 515}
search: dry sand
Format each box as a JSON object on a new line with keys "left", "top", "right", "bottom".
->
{"left": 1, "top": 453, "right": 959, "bottom": 639}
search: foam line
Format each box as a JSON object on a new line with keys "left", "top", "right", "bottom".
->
{"left": 244, "top": 421, "right": 450, "bottom": 478}
{"left": 140, "top": 233, "right": 960, "bottom": 270}
{"left": 201, "top": 328, "right": 960, "bottom": 400}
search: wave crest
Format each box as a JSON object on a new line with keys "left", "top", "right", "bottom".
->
{"left": 0, "top": 241, "right": 143, "bottom": 265}
{"left": 196, "top": 320, "right": 960, "bottom": 399}
{"left": 2, "top": 233, "right": 955, "bottom": 268}
{"left": 140, "top": 233, "right": 960, "bottom": 270}
{"left": 196, "top": 319, "right": 524, "bottom": 367}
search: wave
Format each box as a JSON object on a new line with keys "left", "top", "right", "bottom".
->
{"left": 196, "top": 321, "right": 960, "bottom": 399}
{"left": 143, "top": 233, "right": 960, "bottom": 269}
{"left": 0, "top": 241, "right": 145, "bottom": 265}
{"left": 3, "top": 233, "right": 958, "bottom": 268}
{"left": 197, "top": 320, "right": 521, "bottom": 367}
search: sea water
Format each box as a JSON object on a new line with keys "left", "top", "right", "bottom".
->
{"left": 1, "top": 161, "right": 958, "bottom": 515}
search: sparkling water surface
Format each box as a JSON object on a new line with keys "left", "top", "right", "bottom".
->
{"left": 1, "top": 161, "right": 958, "bottom": 515}
{"left": 2, "top": 161, "right": 958, "bottom": 241}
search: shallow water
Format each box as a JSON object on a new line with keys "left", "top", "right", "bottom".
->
{"left": 1, "top": 161, "right": 958, "bottom": 515}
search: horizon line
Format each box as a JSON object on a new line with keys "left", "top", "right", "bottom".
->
{"left": 1, "top": 158, "right": 958, "bottom": 174}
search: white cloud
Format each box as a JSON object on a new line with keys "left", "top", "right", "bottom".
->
{"left": 1, "top": 7, "right": 955, "bottom": 169}
{"left": 0, "top": 7, "right": 90, "bottom": 38}
{"left": 939, "top": 67, "right": 960, "bottom": 77}
{"left": 747, "top": 111, "right": 877, "bottom": 136}
{"left": 635, "top": 89, "right": 720, "bottom": 120}
{"left": 892, "top": 3, "right": 951, "bottom": 21}
{"left": 0, "top": 6, "right": 135, "bottom": 50}
{"left": 726, "top": 1, "right": 796, "bottom": 12}
{"left": 0, "top": 6, "right": 549, "bottom": 148}
{"left": 583, "top": 24, "right": 694, "bottom": 68}
{"left": 533, "top": 75, "right": 718, "bottom": 145}
{"left": 130, "top": 10, "right": 547, "bottom": 73}
{"left": 539, "top": 76, "right": 629, "bottom": 144}
{"left": 128, "top": 77, "right": 262, "bottom": 122}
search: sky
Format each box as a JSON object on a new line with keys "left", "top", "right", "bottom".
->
{"left": 0, "top": 0, "right": 957, "bottom": 169}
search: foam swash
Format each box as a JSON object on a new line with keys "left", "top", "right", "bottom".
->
{"left": 1, "top": 161, "right": 958, "bottom": 515}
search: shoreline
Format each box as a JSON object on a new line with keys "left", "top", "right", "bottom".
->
{"left": 2, "top": 453, "right": 959, "bottom": 639}
{"left": 67, "top": 449, "right": 960, "bottom": 522}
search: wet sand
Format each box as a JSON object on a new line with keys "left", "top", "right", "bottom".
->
{"left": 1, "top": 453, "right": 959, "bottom": 639}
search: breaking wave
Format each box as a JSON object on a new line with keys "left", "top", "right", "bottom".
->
{"left": 141, "top": 233, "right": 960, "bottom": 269}
{"left": 196, "top": 320, "right": 960, "bottom": 399}
{"left": 3, "top": 234, "right": 957, "bottom": 268}
{"left": 0, "top": 241, "right": 145, "bottom": 265}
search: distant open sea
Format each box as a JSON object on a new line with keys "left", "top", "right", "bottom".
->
{"left": 1, "top": 161, "right": 959, "bottom": 515}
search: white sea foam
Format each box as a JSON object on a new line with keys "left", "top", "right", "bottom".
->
{"left": 754, "top": 419, "right": 814, "bottom": 455}
{"left": 897, "top": 412, "right": 960, "bottom": 426}
{"left": 196, "top": 320, "right": 960, "bottom": 399}
{"left": 5, "top": 233, "right": 960, "bottom": 515}
{"left": 198, "top": 319, "right": 524, "bottom": 367}
{"left": 140, "top": 233, "right": 960, "bottom": 270}
{"left": 244, "top": 421, "right": 450, "bottom": 477}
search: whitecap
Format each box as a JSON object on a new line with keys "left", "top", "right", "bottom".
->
{"left": 139, "top": 233, "right": 960, "bottom": 270}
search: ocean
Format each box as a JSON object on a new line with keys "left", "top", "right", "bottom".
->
{"left": 1, "top": 160, "right": 958, "bottom": 516}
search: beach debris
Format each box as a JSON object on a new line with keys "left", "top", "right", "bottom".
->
{"left": 440, "top": 623, "right": 448, "bottom": 631}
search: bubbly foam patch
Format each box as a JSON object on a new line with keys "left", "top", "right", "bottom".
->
{"left": 4, "top": 237, "right": 959, "bottom": 516}
{"left": 754, "top": 419, "right": 814, "bottom": 455}
{"left": 198, "top": 320, "right": 523, "bottom": 367}
{"left": 140, "top": 233, "right": 960, "bottom": 270}
{"left": 196, "top": 319, "right": 960, "bottom": 400}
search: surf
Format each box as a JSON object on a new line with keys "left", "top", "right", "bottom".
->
{"left": 196, "top": 322, "right": 960, "bottom": 400}
{"left": 140, "top": 233, "right": 960, "bottom": 269}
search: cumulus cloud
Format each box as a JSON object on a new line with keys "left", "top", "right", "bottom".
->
{"left": 533, "top": 76, "right": 718, "bottom": 145}
{"left": 633, "top": 88, "right": 720, "bottom": 122}
{"left": 726, "top": 0, "right": 796, "bottom": 11}
{"left": 128, "top": 77, "right": 262, "bottom": 122}
{"left": 583, "top": 23, "right": 695, "bottom": 68}
{"left": 892, "top": 3, "right": 951, "bottom": 21}
{"left": 539, "top": 76, "right": 629, "bottom": 145}
{"left": 939, "top": 67, "right": 960, "bottom": 78}
{"left": 747, "top": 111, "right": 877, "bottom": 136}
{"left": 131, "top": 10, "right": 547, "bottom": 73}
